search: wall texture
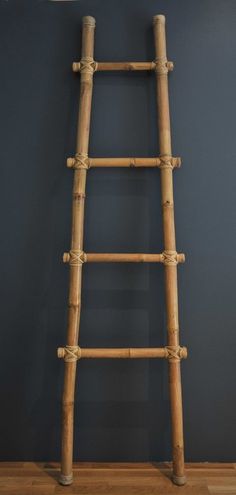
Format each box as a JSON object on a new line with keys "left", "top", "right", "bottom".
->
{"left": 0, "top": 0, "right": 235, "bottom": 462}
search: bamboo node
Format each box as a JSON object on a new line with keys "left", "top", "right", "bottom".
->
{"left": 82, "top": 16, "right": 96, "bottom": 27}
{"left": 167, "top": 61, "right": 174, "bottom": 71}
{"left": 73, "top": 192, "right": 86, "bottom": 200}
{"left": 154, "top": 58, "right": 174, "bottom": 74}
{"left": 72, "top": 62, "right": 80, "bottom": 73}
{"left": 162, "top": 200, "right": 173, "bottom": 208}
{"left": 57, "top": 346, "right": 81, "bottom": 362}
{"left": 59, "top": 473, "right": 73, "bottom": 486}
{"left": 178, "top": 253, "right": 185, "bottom": 263}
{"left": 173, "top": 156, "right": 181, "bottom": 168}
{"left": 67, "top": 157, "right": 75, "bottom": 168}
{"left": 80, "top": 57, "right": 98, "bottom": 74}
{"left": 165, "top": 346, "right": 187, "bottom": 361}
{"left": 153, "top": 14, "right": 166, "bottom": 26}
{"left": 172, "top": 474, "right": 187, "bottom": 486}
{"left": 63, "top": 252, "right": 70, "bottom": 263}
{"left": 130, "top": 158, "right": 136, "bottom": 168}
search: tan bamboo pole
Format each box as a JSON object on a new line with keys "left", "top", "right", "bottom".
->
{"left": 59, "top": 16, "right": 96, "bottom": 486}
{"left": 73, "top": 61, "right": 156, "bottom": 72}
{"left": 73, "top": 61, "right": 174, "bottom": 72}
{"left": 58, "top": 346, "right": 188, "bottom": 360}
{"left": 63, "top": 251, "right": 185, "bottom": 264}
{"left": 153, "top": 15, "right": 186, "bottom": 485}
{"left": 66, "top": 156, "right": 181, "bottom": 168}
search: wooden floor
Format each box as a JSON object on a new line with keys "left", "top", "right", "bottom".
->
{"left": 0, "top": 462, "right": 235, "bottom": 495}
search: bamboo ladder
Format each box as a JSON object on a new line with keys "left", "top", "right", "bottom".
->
{"left": 57, "top": 14, "right": 187, "bottom": 487}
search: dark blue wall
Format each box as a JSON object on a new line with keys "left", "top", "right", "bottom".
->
{"left": 0, "top": 0, "right": 235, "bottom": 462}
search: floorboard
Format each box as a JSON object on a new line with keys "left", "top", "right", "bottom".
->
{"left": 0, "top": 462, "right": 235, "bottom": 495}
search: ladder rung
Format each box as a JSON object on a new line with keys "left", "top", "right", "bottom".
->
{"left": 73, "top": 60, "right": 174, "bottom": 73}
{"left": 62, "top": 251, "right": 185, "bottom": 265}
{"left": 57, "top": 346, "right": 188, "bottom": 360}
{"left": 90, "top": 157, "right": 181, "bottom": 168}
{"left": 73, "top": 61, "right": 156, "bottom": 72}
{"left": 86, "top": 253, "right": 185, "bottom": 263}
{"left": 66, "top": 156, "right": 181, "bottom": 169}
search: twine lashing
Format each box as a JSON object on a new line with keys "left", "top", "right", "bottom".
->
{"left": 80, "top": 57, "right": 98, "bottom": 74}
{"left": 161, "top": 250, "right": 178, "bottom": 266}
{"left": 69, "top": 250, "right": 86, "bottom": 266}
{"left": 165, "top": 346, "right": 185, "bottom": 361}
{"left": 159, "top": 155, "right": 173, "bottom": 169}
{"left": 64, "top": 346, "right": 81, "bottom": 362}
{"left": 74, "top": 153, "right": 90, "bottom": 170}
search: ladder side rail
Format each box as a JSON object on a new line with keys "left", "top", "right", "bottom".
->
{"left": 60, "top": 16, "right": 96, "bottom": 486}
{"left": 153, "top": 15, "right": 186, "bottom": 486}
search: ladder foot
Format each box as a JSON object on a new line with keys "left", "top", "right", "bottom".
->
{"left": 59, "top": 473, "right": 73, "bottom": 485}
{"left": 172, "top": 474, "right": 187, "bottom": 486}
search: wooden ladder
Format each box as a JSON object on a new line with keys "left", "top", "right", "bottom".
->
{"left": 57, "top": 14, "right": 187, "bottom": 487}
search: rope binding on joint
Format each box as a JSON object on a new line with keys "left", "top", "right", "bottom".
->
{"left": 165, "top": 345, "right": 187, "bottom": 361}
{"left": 80, "top": 57, "right": 98, "bottom": 74}
{"left": 58, "top": 345, "right": 81, "bottom": 362}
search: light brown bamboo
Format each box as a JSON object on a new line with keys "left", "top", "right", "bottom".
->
{"left": 59, "top": 16, "right": 96, "bottom": 486}
{"left": 81, "top": 347, "right": 168, "bottom": 358}
{"left": 57, "top": 347, "right": 188, "bottom": 359}
{"left": 86, "top": 252, "right": 185, "bottom": 263}
{"left": 73, "top": 61, "right": 156, "bottom": 72}
{"left": 89, "top": 157, "right": 181, "bottom": 168}
{"left": 153, "top": 14, "right": 186, "bottom": 486}
{"left": 63, "top": 252, "right": 185, "bottom": 264}
{"left": 89, "top": 157, "right": 158, "bottom": 167}
{"left": 88, "top": 156, "right": 180, "bottom": 168}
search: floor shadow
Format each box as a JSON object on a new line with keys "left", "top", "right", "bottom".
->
{"left": 35, "top": 462, "right": 59, "bottom": 482}
{"left": 151, "top": 461, "right": 173, "bottom": 482}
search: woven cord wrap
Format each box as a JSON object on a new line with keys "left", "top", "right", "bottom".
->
{"left": 165, "top": 346, "right": 184, "bottom": 362}
{"left": 64, "top": 345, "right": 81, "bottom": 362}
{"left": 74, "top": 152, "right": 90, "bottom": 170}
{"left": 69, "top": 250, "right": 86, "bottom": 266}
{"left": 154, "top": 57, "right": 173, "bottom": 75}
{"left": 161, "top": 250, "right": 178, "bottom": 266}
{"left": 155, "top": 58, "right": 168, "bottom": 74}
{"left": 159, "top": 155, "right": 173, "bottom": 169}
{"left": 80, "top": 57, "right": 98, "bottom": 74}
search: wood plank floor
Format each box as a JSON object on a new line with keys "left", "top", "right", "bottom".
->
{"left": 0, "top": 462, "right": 235, "bottom": 495}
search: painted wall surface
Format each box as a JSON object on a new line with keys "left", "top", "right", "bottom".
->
{"left": 0, "top": 0, "right": 235, "bottom": 461}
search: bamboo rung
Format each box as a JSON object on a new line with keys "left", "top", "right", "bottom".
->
{"left": 57, "top": 346, "right": 188, "bottom": 360}
{"left": 72, "top": 61, "right": 174, "bottom": 72}
{"left": 62, "top": 251, "right": 185, "bottom": 265}
{"left": 66, "top": 156, "right": 181, "bottom": 169}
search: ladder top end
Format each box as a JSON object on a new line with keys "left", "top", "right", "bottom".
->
{"left": 153, "top": 14, "right": 166, "bottom": 25}
{"left": 82, "top": 16, "right": 96, "bottom": 27}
